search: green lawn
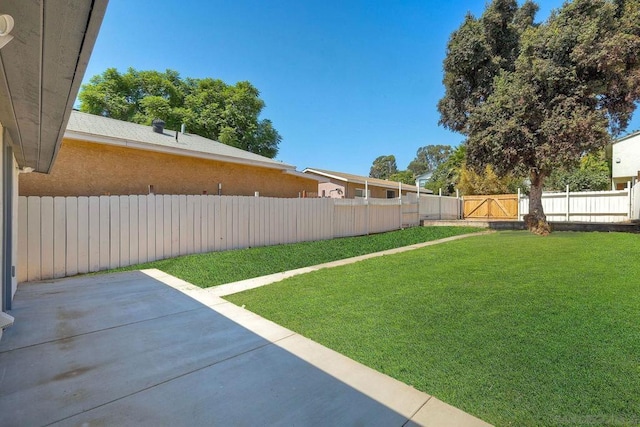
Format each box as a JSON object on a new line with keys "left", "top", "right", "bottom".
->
{"left": 108, "top": 226, "right": 481, "bottom": 287}
{"left": 225, "top": 231, "right": 640, "bottom": 427}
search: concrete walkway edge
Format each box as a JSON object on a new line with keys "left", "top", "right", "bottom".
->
{"left": 140, "top": 230, "right": 495, "bottom": 426}
{"left": 208, "top": 230, "right": 494, "bottom": 297}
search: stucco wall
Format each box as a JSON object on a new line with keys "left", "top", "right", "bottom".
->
{"left": 612, "top": 134, "right": 640, "bottom": 180}
{"left": 19, "top": 139, "right": 318, "bottom": 198}
{"left": 319, "top": 182, "right": 346, "bottom": 198}
{"left": 0, "top": 124, "right": 17, "bottom": 330}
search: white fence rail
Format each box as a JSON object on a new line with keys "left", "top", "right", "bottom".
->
{"left": 19, "top": 194, "right": 457, "bottom": 283}
{"left": 633, "top": 184, "right": 640, "bottom": 220}
{"left": 22, "top": 188, "right": 634, "bottom": 284}
{"left": 518, "top": 187, "right": 633, "bottom": 222}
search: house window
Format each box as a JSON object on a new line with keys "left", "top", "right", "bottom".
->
{"left": 386, "top": 190, "right": 396, "bottom": 199}
{"left": 355, "top": 188, "right": 365, "bottom": 198}
{"left": 322, "top": 190, "right": 326, "bottom": 197}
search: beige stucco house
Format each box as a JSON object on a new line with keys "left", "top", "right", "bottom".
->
{"left": 20, "top": 111, "right": 320, "bottom": 198}
{"left": 1, "top": 1, "right": 108, "bottom": 339}
{"left": 303, "top": 168, "right": 425, "bottom": 199}
{"left": 612, "top": 131, "right": 640, "bottom": 190}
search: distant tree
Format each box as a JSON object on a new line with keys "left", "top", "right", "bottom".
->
{"left": 388, "top": 170, "right": 415, "bottom": 185}
{"left": 78, "top": 68, "right": 281, "bottom": 158}
{"left": 438, "top": 0, "right": 640, "bottom": 234}
{"left": 545, "top": 151, "right": 611, "bottom": 192}
{"left": 369, "top": 155, "right": 398, "bottom": 180}
{"left": 424, "top": 145, "right": 466, "bottom": 195}
{"left": 458, "top": 164, "right": 525, "bottom": 195}
{"left": 407, "top": 145, "right": 453, "bottom": 176}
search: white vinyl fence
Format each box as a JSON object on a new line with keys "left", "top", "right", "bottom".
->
{"left": 417, "top": 194, "right": 463, "bottom": 220}
{"left": 518, "top": 186, "right": 635, "bottom": 222}
{"left": 18, "top": 194, "right": 457, "bottom": 283}
{"left": 633, "top": 184, "right": 640, "bottom": 220}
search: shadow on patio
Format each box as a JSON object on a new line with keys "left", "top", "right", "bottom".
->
{"left": 0, "top": 270, "right": 489, "bottom": 426}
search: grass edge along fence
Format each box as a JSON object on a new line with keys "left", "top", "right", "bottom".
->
{"left": 18, "top": 193, "right": 462, "bottom": 282}
{"left": 106, "top": 225, "right": 481, "bottom": 288}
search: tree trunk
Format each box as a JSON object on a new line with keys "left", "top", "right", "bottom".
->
{"left": 524, "top": 171, "right": 551, "bottom": 235}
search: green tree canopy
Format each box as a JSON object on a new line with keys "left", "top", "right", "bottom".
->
{"left": 407, "top": 145, "right": 453, "bottom": 177}
{"left": 424, "top": 145, "right": 466, "bottom": 195}
{"left": 369, "top": 155, "right": 398, "bottom": 180}
{"left": 458, "top": 164, "right": 525, "bottom": 195}
{"left": 388, "top": 170, "right": 415, "bottom": 185}
{"left": 544, "top": 151, "right": 611, "bottom": 192}
{"left": 78, "top": 68, "right": 281, "bottom": 158}
{"left": 438, "top": 0, "right": 640, "bottom": 234}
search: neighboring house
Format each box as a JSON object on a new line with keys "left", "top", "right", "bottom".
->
{"left": 303, "top": 168, "right": 426, "bottom": 199}
{"left": 1, "top": 1, "right": 108, "bottom": 338}
{"left": 19, "top": 111, "right": 320, "bottom": 198}
{"left": 611, "top": 131, "right": 640, "bottom": 190}
{"left": 415, "top": 172, "right": 433, "bottom": 190}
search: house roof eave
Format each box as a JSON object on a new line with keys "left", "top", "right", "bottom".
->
{"left": 303, "top": 168, "right": 349, "bottom": 183}
{"left": 284, "top": 169, "right": 329, "bottom": 182}
{"left": 613, "top": 130, "right": 640, "bottom": 145}
{"left": 64, "top": 130, "right": 296, "bottom": 172}
{"left": 303, "top": 168, "right": 418, "bottom": 192}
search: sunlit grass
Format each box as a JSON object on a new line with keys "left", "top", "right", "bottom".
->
{"left": 225, "top": 231, "right": 640, "bottom": 426}
{"left": 106, "top": 226, "right": 481, "bottom": 287}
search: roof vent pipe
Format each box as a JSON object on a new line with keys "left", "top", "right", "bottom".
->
{"left": 152, "top": 119, "right": 165, "bottom": 134}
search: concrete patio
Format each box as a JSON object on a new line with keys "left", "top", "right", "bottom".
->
{"left": 0, "top": 269, "right": 490, "bottom": 426}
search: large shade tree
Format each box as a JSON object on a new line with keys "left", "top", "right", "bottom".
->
{"left": 369, "top": 155, "right": 398, "bottom": 179}
{"left": 424, "top": 145, "right": 466, "bottom": 195}
{"left": 78, "top": 68, "right": 281, "bottom": 158}
{"left": 388, "top": 170, "right": 415, "bottom": 185}
{"left": 407, "top": 145, "right": 453, "bottom": 177}
{"left": 438, "top": 0, "right": 640, "bottom": 234}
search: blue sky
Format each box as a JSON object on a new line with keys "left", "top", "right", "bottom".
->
{"left": 81, "top": 0, "right": 640, "bottom": 176}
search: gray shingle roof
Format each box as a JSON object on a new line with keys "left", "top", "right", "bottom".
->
{"left": 65, "top": 111, "right": 294, "bottom": 170}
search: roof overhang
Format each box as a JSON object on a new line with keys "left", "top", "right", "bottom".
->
{"left": 303, "top": 168, "right": 349, "bottom": 182}
{"left": 284, "top": 169, "right": 329, "bottom": 182}
{"left": 613, "top": 130, "right": 640, "bottom": 145}
{"left": 304, "top": 168, "right": 417, "bottom": 192}
{"left": 0, "top": 0, "right": 108, "bottom": 172}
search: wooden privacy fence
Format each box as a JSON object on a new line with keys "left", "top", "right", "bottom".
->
{"left": 463, "top": 195, "right": 518, "bottom": 219}
{"left": 518, "top": 187, "right": 634, "bottom": 222}
{"left": 19, "top": 194, "right": 457, "bottom": 283}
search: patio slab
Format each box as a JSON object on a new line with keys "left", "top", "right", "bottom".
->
{"left": 0, "top": 270, "right": 491, "bottom": 426}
